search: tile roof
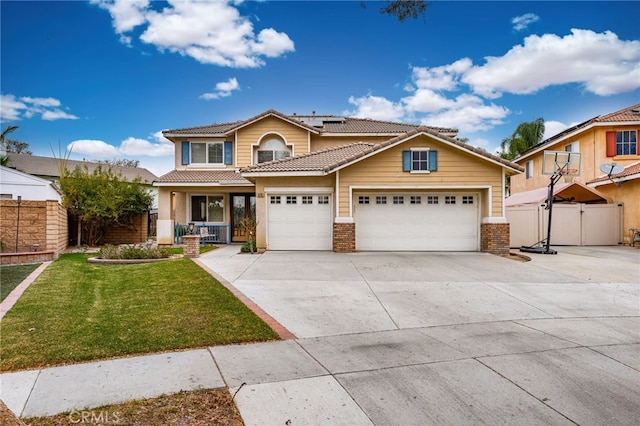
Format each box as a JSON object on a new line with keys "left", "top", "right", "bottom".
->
{"left": 6, "top": 153, "right": 157, "bottom": 183}
{"left": 154, "top": 169, "right": 252, "bottom": 185}
{"left": 242, "top": 143, "right": 377, "bottom": 173}
{"left": 593, "top": 103, "right": 640, "bottom": 122}
{"left": 587, "top": 161, "right": 640, "bottom": 184}
{"left": 163, "top": 109, "right": 458, "bottom": 137}
{"left": 517, "top": 104, "right": 640, "bottom": 160}
{"left": 243, "top": 126, "right": 522, "bottom": 175}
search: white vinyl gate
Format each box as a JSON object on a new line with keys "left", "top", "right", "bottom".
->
{"left": 507, "top": 203, "right": 623, "bottom": 247}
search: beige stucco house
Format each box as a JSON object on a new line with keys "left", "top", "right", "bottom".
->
{"left": 155, "top": 109, "right": 522, "bottom": 254}
{"left": 509, "top": 104, "right": 640, "bottom": 245}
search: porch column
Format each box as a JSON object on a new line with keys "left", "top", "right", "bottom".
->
{"left": 480, "top": 217, "right": 510, "bottom": 256}
{"left": 157, "top": 187, "right": 174, "bottom": 246}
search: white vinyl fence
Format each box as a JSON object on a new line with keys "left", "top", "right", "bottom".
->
{"left": 507, "top": 203, "right": 623, "bottom": 247}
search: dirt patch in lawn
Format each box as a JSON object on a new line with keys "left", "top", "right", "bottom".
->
{"left": 17, "top": 388, "right": 243, "bottom": 426}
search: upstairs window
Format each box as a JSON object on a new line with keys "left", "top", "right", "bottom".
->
{"left": 606, "top": 130, "right": 638, "bottom": 157}
{"left": 526, "top": 161, "right": 533, "bottom": 179}
{"left": 181, "top": 141, "right": 232, "bottom": 165}
{"left": 402, "top": 149, "right": 438, "bottom": 172}
{"left": 256, "top": 138, "right": 291, "bottom": 164}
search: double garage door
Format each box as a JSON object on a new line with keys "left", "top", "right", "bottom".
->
{"left": 267, "top": 192, "right": 479, "bottom": 251}
{"left": 355, "top": 192, "right": 479, "bottom": 251}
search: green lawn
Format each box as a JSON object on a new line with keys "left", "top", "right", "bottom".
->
{"left": 0, "top": 253, "right": 279, "bottom": 372}
{"left": 0, "top": 263, "right": 41, "bottom": 302}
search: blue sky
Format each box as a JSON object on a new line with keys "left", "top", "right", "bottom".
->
{"left": 1, "top": 0, "right": 639, "bottom": 177}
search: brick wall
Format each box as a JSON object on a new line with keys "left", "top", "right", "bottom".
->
{"left": 333, "top": 222, "right": 356, "bottom": 253}
{"left": 481, "top": 223, "right": 510, "bottom": 256}
{"left": 182, "top": 235, "right": 200, "bottom": 258}
{"left": 101, "top": 214, "right": 149, "bottom": 245}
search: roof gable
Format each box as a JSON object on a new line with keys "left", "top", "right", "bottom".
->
{"left": 242, "top": 126, "right": 522, "bottom": 176}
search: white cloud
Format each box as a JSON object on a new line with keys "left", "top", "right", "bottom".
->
{"left": 93, "top": 0, "right": 294, "bottom": 68}
{"left": 200, "top": 77, "right": 240, "bottom": 100}
{"left": 68, "top": 140, "right": 121, "bottom": 157}
{"left": 347, "top": 29, "right": 639, "bottom": 136}
{"left": 512, "top": 13, "right": 539, "bottom": 31}
{"left": 462, "top": 29, "right": 640, "bottom": 98}
{"left": 0, "top": 94, "right": 78, "bottom": 121}
{"left": 0, "top": 94, "right": 27, "bottom": 121}
{"left": 68, "top": 132, "right": 175, "bottom": 159}
{"left": 345, "top": 95, "right": 405, "bottom": 121}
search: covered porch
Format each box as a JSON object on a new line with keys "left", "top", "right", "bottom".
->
{"left": 153, "top": 170, "right": 256, "bottom": 246}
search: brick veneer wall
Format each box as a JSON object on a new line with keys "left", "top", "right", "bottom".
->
{"left": 182, "top": 235, "right": 200, "bottom": 258}
{"left": 333, "top": 222, "right": 355, "bottom": 253}
{"left": 481, "top": 223, "right": 510, "bottom": 256}
{"left": 101, "top": 213, "right": 149, "bottom": 245}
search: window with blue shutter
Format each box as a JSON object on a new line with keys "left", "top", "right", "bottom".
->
{"left": 224, "top": 141, "right": 232, "bottom": 165}
{"left": 428, "top": 150, "right": 438, "bottom": 171}
{"left": 403, "top": 149, "right": 438, "bottom": 172}
{"left": 181, "top": 141, "right": 190, "bottom": 165}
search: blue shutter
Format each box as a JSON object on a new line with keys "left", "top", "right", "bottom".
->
{"left": 224, "top": 141, "right": 232, "bottom": 165}
{"left": 402, "top": 151, "right": 411, "bottom": 171}
{"left": 181, "top": 141, "right": 190, "bottom": 165}
{"left": 428, "top": 150, "right": 438, "bottom": 171}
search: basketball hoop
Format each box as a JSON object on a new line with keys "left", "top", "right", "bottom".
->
{"left": 521, "top": 150, "right": 582, "bottom": 255}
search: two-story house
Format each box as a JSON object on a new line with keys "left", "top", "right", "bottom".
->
{"left": 508, "top": 104, "right": 640, "bottom": 246}
{"left": 154, "top": 109, "right": 522, "bottom": 254}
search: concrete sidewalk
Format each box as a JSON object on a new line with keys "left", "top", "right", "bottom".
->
{"left": 2, "top": 245, "right": 639, "bottom": 425}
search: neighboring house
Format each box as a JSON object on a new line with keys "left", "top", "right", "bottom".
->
{"left": 155, "top": 109, "right": 522, "bottom": 254}
{"left": 508, "top": 104, "right": 640, "bottom": 246}
{"left": 0, "top": 165, "right": 62, "bottom": 202}
{"left": 6, "top": 153, "right": 159, "bottom": 209}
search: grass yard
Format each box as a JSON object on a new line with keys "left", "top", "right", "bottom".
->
{"left": 0, "top": 263, "right": 41, "bottom": 302}
{"left": 0, "top": 253, "right": 279, "bottom": 372}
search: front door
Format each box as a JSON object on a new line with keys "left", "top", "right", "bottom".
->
{"left": 232, "top": 194, "right": 256, "bottom": 242}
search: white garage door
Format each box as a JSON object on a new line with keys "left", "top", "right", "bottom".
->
{"left": 355, "top": 193, "right": 479, "bottom": 251}
{"left": 267, "top": 194, "right": 332, "bottom": 250}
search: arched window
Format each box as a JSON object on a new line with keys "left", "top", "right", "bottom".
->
{"left": 256, "top": 137, "right": 291, "bottom": 164}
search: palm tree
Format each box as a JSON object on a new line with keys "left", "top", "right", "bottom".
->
{"left": 0, "top": 125, "right": 18, "bottom": 166}
{"left": 500, "top": 118, "right": 545, "bottom": 160}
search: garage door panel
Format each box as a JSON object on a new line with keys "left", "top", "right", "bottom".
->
{"left": 355, "top": 193, "right": 478, "bottom": 251}
{"left": 268, "top": 195, "right": 332, "bottom": 250}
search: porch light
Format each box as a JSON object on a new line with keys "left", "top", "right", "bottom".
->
{"left": 188, "top": 223, "right": 195, "bottom": 234}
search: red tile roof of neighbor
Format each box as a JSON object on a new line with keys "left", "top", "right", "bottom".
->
{"left": 517, "top": 104, "right": 640, "bottom": 160}
{"left": 588, "top": 161, "right": 640, "bottom": 184}
{"left": 162, "top": 109, "right": 459, "bottom": 137}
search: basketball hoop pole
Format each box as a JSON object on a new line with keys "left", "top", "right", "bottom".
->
{"left": 520, "top": 152, "right": 571, "bottom": 255}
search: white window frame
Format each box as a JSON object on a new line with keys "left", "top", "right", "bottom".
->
{"left": 254, "top": 137, "right": 292, "bottom": 164}
{"left": 564, "top": 141, "right": 580, "bottom": 153}
{"left": 410, "top": 148, "right": 430, "bottom": 173}
{"left": 190, "top": 142, "right": 224, "bottom": 165}
{"left": 525, "top": 160, "right": 533, "bottom": 179}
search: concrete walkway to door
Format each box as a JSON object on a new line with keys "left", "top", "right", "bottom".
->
{"left": 195, "top": 245, "right": 640, "bottom": 425}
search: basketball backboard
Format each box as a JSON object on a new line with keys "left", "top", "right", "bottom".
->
{"left": 542, "top": 150, "right": 582, "bottom": 176}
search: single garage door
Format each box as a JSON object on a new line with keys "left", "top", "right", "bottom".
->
{"left": 267, "top": 194, "right": 332, "bottom": 250}
{"left": 355, "top": 193, "right": 479, "bottom": 251}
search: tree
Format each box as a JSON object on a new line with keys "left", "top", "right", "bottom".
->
{"left": 362, "top": 1, "right": 431, "bottom": 22}
{"left": 5, "top": 139, "right": 32, "bottom": 154}
{"left": 1, "top": 125, "right": 19, "bottom": 166}
{"left": 59, "top": 163, "right": 153, "bottom": 246}
{"left": 499, "top": 118, "right": 545, "bottom": 160}
{"left": 89, "top": 158, "right": 141, "bottom": 168}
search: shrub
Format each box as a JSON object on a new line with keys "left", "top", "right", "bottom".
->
{"left": 98, "top": 244, "right": 171, "bottom": 260}
{"left": 240, "top": 240, "right": 257, "bottom": 253}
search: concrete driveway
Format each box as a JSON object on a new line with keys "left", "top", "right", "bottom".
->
{"left": 199, "top": 245, "right": 640, "bottom": 425}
